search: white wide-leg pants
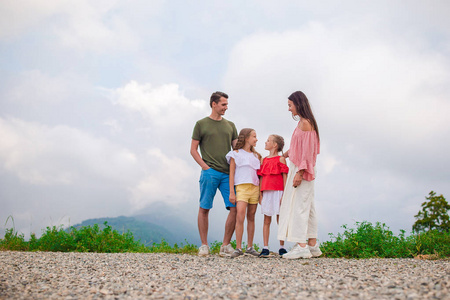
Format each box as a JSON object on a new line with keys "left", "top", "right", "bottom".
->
{"left": 277, "top": 161, "right": 317, "bottom": 243}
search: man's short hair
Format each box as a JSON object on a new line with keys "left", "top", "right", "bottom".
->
{"left": 210, "top": 91, "right": 228, "bottom": 107}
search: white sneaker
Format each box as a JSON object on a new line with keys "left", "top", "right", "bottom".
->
{"left": 309, "top": 243, "right": 323, "bottom": 257}
{"left": 198, "top": 244, "right": 210, "bottom": 256}
{"left": 219, "top": 244, "right": 235, "bottom": 257}
{"left": 282, "top": 244, "right": 312, "bottom": 259}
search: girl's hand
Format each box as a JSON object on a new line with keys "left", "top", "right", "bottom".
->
{"left": 259, "top": 192, "right": 263, "bottom": 205}
{"left": 229, "top": 192, "right": 236, "bottom": 205}
{"left": 293, "top": 172, "right": 302, "bottom": 188}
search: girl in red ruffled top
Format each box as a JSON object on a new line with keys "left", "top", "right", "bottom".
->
{"left": 257, "top": 134, "right": 289, "bottom": 257}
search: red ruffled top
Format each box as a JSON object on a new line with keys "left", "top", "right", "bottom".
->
{"left": 257, "top": 156, "right": 289, "bottom": 191}
{"left": 289, "top": 123, "right": 320, "bottom": 181}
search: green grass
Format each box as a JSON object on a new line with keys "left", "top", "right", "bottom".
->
{"left": 1, "top": 220, "right": 448, "bottom": 258}
{"left": 0, "top": 220, "right": 225, "bottom": 254}
{"left": 321, "top": 221, "right": 450, "bottom": 258}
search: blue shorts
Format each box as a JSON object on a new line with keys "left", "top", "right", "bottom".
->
{"left": 199, "top": 168, "right": 236, "bottom": 210}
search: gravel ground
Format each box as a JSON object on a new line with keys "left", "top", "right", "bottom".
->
{"left": 0, "top": 251, "right": 449, "bottom": 299}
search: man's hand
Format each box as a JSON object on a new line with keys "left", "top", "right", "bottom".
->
{"left": 191, "top": 139, "right": 210, "bottom": 170}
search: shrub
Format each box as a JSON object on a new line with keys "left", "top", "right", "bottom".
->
{"left": 69, "top": 222, "right": 143, "bottom": 252}
{"left": 36, "top": 226, "right": 75, "bottom": 252}
{"left": 0, "top": 228, "right": 28, "bottom": 251}
{"left": 2, "top": 219, "right": 447, "bottom": 258}
{"left": 322, "top": 221, "right": 450, "bottom": 258}
{"left": 147, "top": 239, "right": 198, "bottom": 254}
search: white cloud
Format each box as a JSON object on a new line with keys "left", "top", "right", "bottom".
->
{"left": 320, "top": 147, "right": 340, "bottom": 175}
{"left": 0, "top": 117, "right": 138, "bottom": 185}
{"left": 55, "top": 2, "right": 140, "bottom": 53}
{"left": 109, "top": 81, "right": 209, "bottom": 127}
{"left": 129, "top": 148, "right": 198, "bottom": 210}
{"left": 0, "top": 0, "right": 63, "bottom": 39}
{"left": 103, "top": 119, "right": 123, "bottom": 135}
{"left": 0, "top": 0, "right": 140, "bottom": 53}
{"left": 5, "top": 70, "right": 71, "bottom": 104}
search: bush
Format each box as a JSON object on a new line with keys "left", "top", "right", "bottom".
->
{"left": 1, "top": 221, "right": 146, "bottom": 253}
{"left": 36, "top": 226, "right": 75, "bottom": 252}
{"left": 2, "top": 219, "right": 448, "bottom": 258}
{"left": 0, "top": 228, "right": 29, "bottom": 251}
{"left": 147, "top": 239, "right": 198, "bottom": 254}
{"left": 69, "top": 222, "right": 143, "bottom": 253}
{"left": 322, "top": 221, "right": 450, "bottom": 258}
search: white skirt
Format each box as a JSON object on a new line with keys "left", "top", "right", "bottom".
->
{"left": 260, "top": 190, "right": 284, "bottom": 216}
{"left": 277, "top": 161, "right": 317, "bottom": 243}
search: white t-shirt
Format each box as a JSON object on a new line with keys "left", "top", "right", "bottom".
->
{"left": 226, "top": 149, "right": 260, "bottom": 186}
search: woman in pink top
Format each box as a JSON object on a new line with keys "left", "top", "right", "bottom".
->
{"left": 277, "top": 91, "right": 322, "bottom": 259}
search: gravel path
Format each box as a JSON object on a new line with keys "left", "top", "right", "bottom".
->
{"left": 0, "top": 251, "right": 449, "bottom": 299}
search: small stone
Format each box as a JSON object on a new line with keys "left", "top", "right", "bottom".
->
{"left": 407, "top": 293, "right": 418, "bottom": 300}
{"left": 99, "top": 289, "right": 111, "bottom": 295}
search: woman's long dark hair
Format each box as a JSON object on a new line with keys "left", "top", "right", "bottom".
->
{"left": 288, "top": 91, "right": 320, "bottom": 141}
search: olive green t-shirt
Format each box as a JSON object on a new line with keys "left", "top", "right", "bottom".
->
{"left": 192, "top": 117, "right": 238, "bottom": 174}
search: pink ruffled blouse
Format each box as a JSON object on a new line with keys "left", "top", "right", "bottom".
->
{"left": 289, "top": 123, "right": 320, "bottom": 181}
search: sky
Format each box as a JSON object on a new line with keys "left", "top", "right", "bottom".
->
{"left": 1, "top": 1, "right": 450, "bottom": 248}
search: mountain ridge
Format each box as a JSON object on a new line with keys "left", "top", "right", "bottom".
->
{"left": 71, "top": 214, "right": 200, "bottom": 246}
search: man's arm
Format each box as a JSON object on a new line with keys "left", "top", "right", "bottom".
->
{"left": 190, "top": 139, "right": 210, "bottom": 170}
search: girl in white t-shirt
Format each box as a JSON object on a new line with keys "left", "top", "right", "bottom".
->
{"left": 226, "top": 128, "right": 261, "bottom": 258}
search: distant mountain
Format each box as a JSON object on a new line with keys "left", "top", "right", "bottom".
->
{"left": 71, "top": 213, "right": 200, "bottom": 246}
{"left": 71, "top": 216, "right": 177, "bottom": 246}
{"left": 131, "top": 201, "right": 201, "bottom": 245}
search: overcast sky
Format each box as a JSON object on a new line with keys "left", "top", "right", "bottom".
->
{"left": 1, "top": 1, "right": 449, "bottom": 247}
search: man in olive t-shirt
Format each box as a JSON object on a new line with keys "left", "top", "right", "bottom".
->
{"left": 190, "top": 91, "right": 238, "bottom": 257}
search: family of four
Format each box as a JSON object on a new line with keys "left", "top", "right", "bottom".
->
{"left": 190, "top": 91, "right": 321, "bottom": 259}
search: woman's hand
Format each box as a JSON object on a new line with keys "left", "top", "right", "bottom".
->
{"left": 259, "top": 192, "right": 263, "bottom": 205}
{"left": 293, "top": 172, "right": 303, "bottom": 188}
{"left": 229, "top": 192, "right": 236, "bottom": 205}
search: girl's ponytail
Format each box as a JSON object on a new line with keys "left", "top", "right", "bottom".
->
{"left": 271, "top": 134, "right": 285, "bottom": 154}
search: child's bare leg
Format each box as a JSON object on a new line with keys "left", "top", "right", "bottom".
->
{"left": 235, "top": 201, "right": 247, "bottom": 249}
{"left": 246, "top": 203, "right": 258, "bottom": 248}
{"left": 276, "top": 214, "right": 285, "bottom": 246}
{"left": 263, "top": 215, "right": 271, "bottom": 247}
